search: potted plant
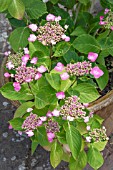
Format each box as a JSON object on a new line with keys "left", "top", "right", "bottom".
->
{"left": 0, "top": 0, "right": 113, "bottom": 169}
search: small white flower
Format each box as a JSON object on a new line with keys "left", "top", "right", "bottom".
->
{"left": 42, "top": 0, "right": 49, "bottom": 2}
{"left": 86, "top": 126, "right": 90, "bottom": 131}
{"left": 84, "top": 116, "right": 89, "bottom": 123}
{"left": 51, "top": 40, "right": 56, "bottom": 45}
{"left": 67, "top": 116, "right": 74, "bottom": 121}
{"left": 64, "top": 25, "right": 69, "bottom": 29}
{"left": 86, "top": 136, "right": 91, "bottom": 143}
{"left": 27, "top": 108, "right": 33, "bottom": 112}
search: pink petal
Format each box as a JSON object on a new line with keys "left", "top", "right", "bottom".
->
{"left": 26, "top": 130, "right": 34, "bottom": 137}
{"left": 56, "top": 91, "right": 65, "bottom": 99}
{"left": 30, "top": 57, "right": 38, "bottom": 64}
{"left": 35, "top": 73, "right": 42, "bottom": 80}
{"left": 88, "top": 52, "right": 98, "bottom": 62}
{"left": 4, "top": 72, "right": 11, "bottom": 78}
{"left": 52, "top": 109, "right": 60, "bottom": 117}
{"left": 28, "top": 24, "right": 37, "bottom": 32}
{"left": 46, "top": 14, "right": 55, "bottom": 21}
{"left": 37, "top": 65, "right": 47, "bottom": 73}
{"left": 60, "top": 72, "right": 69, "bottom": 80}
{"left": 90, "top": 66, "right": 104, "bottom": 78}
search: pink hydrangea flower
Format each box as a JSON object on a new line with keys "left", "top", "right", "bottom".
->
{"left": 23, "top": 48, "right": 29, "bottom": 54}
{"left": 18, "top": 131, "right": 22, "bottom": 135}
{"left": 37, "top": 120, "right": 43, "bottom": 126}
{"left": 46, "top": 111, "right": 53, "bottom": 117}
{"left": 51, "top": 40, "right": 56, "bottom": 45}
{"left": 52, "top": 109, "right": 60, "bottom": 117}
{"left": 22, "top": 54, "right": 30, "bottom": 63}
{"left": 30, "top": 57, "right": 38, "bottom": 64}
{"left": 60, "top": 72, "right": 69, "bottom": 80}
{"left": 28, "top": 24, "right": 38, "bottom": 32}
{"left": 6, "top": 62, "right": 14, "bottom": 70}
{"left": 67, "top": 116, "right": 74, "bottom": 121}
{"left": 62, "top": 34, "right": 67, "bottom": 40}
{"left": 35, "top": 73, "right": 42, "bottom": 80}
{"left": 83, "top": 103, "right": 89, "bottom": 107}
{"left": 86, "top": 126, "right": 91, "bottom": 131}
{"left": 4, "top": 51, "right": 11, "bottom": 56}
{"left": 88, "top": 52, "right": 98, "bottom": 62}
{"left": 26, "top": 130, "right": 34, "bottom": 137}
{"left": 99, "top": 21, "right": 106, "bottom": 25}
{"left": 37, "top": 65, "right": 47, "bottom": 73}
{"left": 13, "top": 82, "right": 21, "bottom": 92}
{"left": 25, "top": 77, "right": 32, "bottom": 82}
{"left": 56, "top": 91, "right": 65, "bottom": 99}
{"left": 55, "top": 16, "right": 61, "bottom": 22}
{"left": 111, "top": 26, "right": 113, "bottom": 31}
{"left": 28, "top": 34, "right": 37, "bottom": 42}
{"left": 90, "top": 66, "right": 104, "bottom": 78}
{"left": 40, "top": 116, "right": 47, "bottom": 121}
{"left": 4, "top": 72, "right": 11, "bottom": 78}
{"left": 54, "top": 62, "right": 64, "bottom": 72}
{"left": 46, "top": 14, "right": 55, "bottom": 21}
{"left": 47, "top": 132, "right": 55, "bottom": 143}
{"left": 100, "top": 16, "right": 104, "bottom": 20}
{"left": 104, "top": 8, "right": 110, "bottom": 14}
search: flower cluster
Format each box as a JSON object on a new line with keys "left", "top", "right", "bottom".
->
{"left": 60, "top": 96, "right": 87, "bottom": 121}
{"left": 99, "top": 8, "right": 113, "bottom": 30}
{"left": 6, "top": 51, "right": 23, "bottom": 68}
{"left": 86, "top": 126, "right": 109, "bottom": 143}
{"left": 46, "top": 120, "right": 60, "bottom": 142}
{"left": 65, "top": 61, "right": 92, "bottom": 77}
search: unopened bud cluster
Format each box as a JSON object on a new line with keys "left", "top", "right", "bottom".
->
{"left": 22, "top": 113, "right": 42, "bottom": 131}
{"left": 65, "top": 61, "right": 92, "bottom": 77}
{"left": 46, "top": 120, "right": 60, "bottom": 133}
{"left": 88, "top": 127, "right": 109, "bottom": 143}
{"left": 15, "top": 66, "right": 38, "bottom": 83}
{"left": 37, "top": 22, "right": 65, "bottom": 45}
{"left": 7, "top": 52, "right": 23, "bottom": 68}
{"left": 60, "top": 96, "right": 86, "bottom": 120}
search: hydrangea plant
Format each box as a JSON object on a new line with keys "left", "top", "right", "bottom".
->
{"left": 0, "top": 0, "right": 113, "bottom": 169}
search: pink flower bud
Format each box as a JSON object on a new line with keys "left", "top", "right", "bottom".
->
{"left": 27, "top": 108, "right": 33, "bottom": 112}
{"left": 61, "top": 34, "right": 67, "bottom": 40}
{"left": 55, "top": 16, "right": 61, "bottom": 22}
{"left": 8, "top": 124, "right": 13, "bottom": 130}
{"left": 37, "top": 65, "right": 47, "bottom": 73}
{"left": 104, "top": 8, "right": 110, "bottom": 14}
{"left": 52, "top": 109, "right": 60, "bottom": 117}
{"left": 60, "top": 72, "right": 69, "bottom": 80}
{"left": 37, "top": 120, "right": 42, "bottom": 126}
{"left": 23, "top": 48, "right": 29, "bottom": 54}
{"left": 13, "top": 82, "right": 21, "bottom": 92}
{"left": 86, "top": 136, "right": 91, "bottom": 143}
{"left": 86, "top": 126, "right": 90, "bottom": 131}
{"left": 90, "top": 66, "right": 104, "bottom": 78}
{"left": 56, "top": 91, "right": 65, "bottom": 99}
{"left": 6, "top": 62, "right": 14, "bottom": 70}
{"left": 88, "top": 52, "right": 98, "bottom": 62}
{"left": 111, "top": 26, "right": 113, "bottom": 31}
{"left": 28, "top": 24, "right": 37, "bottom": 32}
{"left": 84, "top": 116, "right": 89, "bottom": 123}
{"left": 54, "top": 62, "right": 64, "bottom": 72}
{"left": 47, "top": 132, "right": 55, "bottom": 142}
{"left": 26, "top": 130, "right": 34, "bottom": 137}
{"left": 35, "top": 73, "right": 42, "bottom": 80}
{"left": 100, "top": 16, "right": 104, "bottom": 20}
{"left": 83, "top": 103, "right": 89, "bottom": 107}
{"left": 40, "top": 116, "right": 47, "bottom": 121}
{"left": 4, "top": 72, "right": 11, "bottom": 78}
{"left": 99, "top": 21, "right": 106, "bottom": 25}
{"left": 46, "top": 14, "right": 55, "bottom": 21}
{"left": 28, "top": 34, "right": 37, "bottom": 42}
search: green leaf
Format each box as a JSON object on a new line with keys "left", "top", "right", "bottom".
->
{"left": 50, "top": 141, "right": 63, "bottom": 168}
{"left": 87, "top": 146, "right": 104, "bottom": 169}
{"left": 73, "top": 83, "right": 100, "bottom": 103}
{"left": 76, "top": 122, "right": 87, "bottom": 135}
{"left": 0, "top": 82, "right": 34, "bottom": 101}
{"left": 31, "top": 141, "right": 38, "bottom": 155}
{"left": 59, "top": 0, "right": 76, "bottom": 8}
{"left": 22, "top": 0, "right": 47, "bottom": 19}
{"left": 73, "top": 34, "right": 100, "bottom": 54}
{"left": 14, "top": 101, "right": 34, "bottom": 118}
{"left": 54, "top": 42, "right": 71, "bottom": 57}
{"left": 69, "top": 150, "right": 87, "bottom": 170}
{"left": 71, "top": 26, "right": 87, "bottom": 36}
{"left": 45, "top": 73, "right": 61, "bottom": 91}
{"left": 91, "top": 141, "right": 107, "bottom": 151}
{"left": 66, "top": 122, "right": 82, "bottom": 159}
{"left": 9, "top": 27, "right": 30, "bottom": 52}
{"left": 29, "top": 41, "right": 49, "bottom": 57}
{"left": 78, "top": 0, "right": 90, "bottom": 5}
{"left": 63, "top": 49, "right": 79, "bottom": 63}
{"left": 36, "top": 126, "right": 49, "bottom": 146}
{"left": 50, "top": 0, "right": 59, "bottom": 4}
{"left": 8, "top": 0, "right": 25, "bottom": 19}
{"left": 96, "top": 65, "right": 109, "bottom": 90}
{"left": 0, "top": 0, "right": 12, "bottom": 12}
{"left": 9, "top": 118, "right": 24, "bottom": 130}
{"left": 60, "top": 79, "right": 73, "bottom": 92}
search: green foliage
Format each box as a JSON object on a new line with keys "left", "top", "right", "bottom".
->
{"left": 9, "top": 118, "right": 24, "bottom": 130}
{"left": 87, "top": 146, "right": 104, "bottom": 169}
{"left": 66, "top": 122, "right": 82, "bottom": 159}
{"left": 31, "top": 141, "right": 38, "bottom": 155}
{"left": 78, "top": 0, "right": 90, "bottom": 6}
{"left": 9, "top": 27, "right": 30, "bottom": 52}
{"left": 50, "top": 141, "right": 63, "bottom": 168}
{"left": 0, "top": 0, "right": 12, "bottom": 12}
{"left": 69, "top": 150, "right": 87, "bottom": 170}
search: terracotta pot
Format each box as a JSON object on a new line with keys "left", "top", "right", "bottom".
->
{"left": 1, "top": 57, "right": 113, "bottom": 135}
